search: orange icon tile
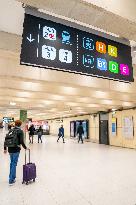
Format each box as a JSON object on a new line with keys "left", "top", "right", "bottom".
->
{"left": 96, "top": 41, "right": 106, "bottom": 54}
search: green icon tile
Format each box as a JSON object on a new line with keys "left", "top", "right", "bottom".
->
{"left": 109, "top": 61, "right": 119, "bottom": 73}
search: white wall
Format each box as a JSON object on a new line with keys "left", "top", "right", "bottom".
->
{"left": 85, "top": 0, "right": 136, "bottom": 23}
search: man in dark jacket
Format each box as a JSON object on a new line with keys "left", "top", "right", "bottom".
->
{"left": 28, "top": 124, "right": 35, "bottom": 144}
{"left": 4, "top": 120, "right": 28, "bottom": 185}
{"left": 77, "top": 121, "right": 84, "bottom": 144}
{"left": 57, "top": 125, "right": 65, "bottom": 143}
{"left": 37, "top": 126, "right": 43, "bottom": 143}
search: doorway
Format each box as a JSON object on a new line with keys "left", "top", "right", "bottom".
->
{"left": 99, "top": 113, "right": 109, "bottom": 145}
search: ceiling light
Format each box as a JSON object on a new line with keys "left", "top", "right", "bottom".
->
{"left": 10, "top": 102, "right": 16, "bottom": 106}
{"left": 122, "top": 102, "right": 133, "bottom": 107}
{"left": 112, "top": 111, "right": 116, "bottom": 115}
{"left": 66, "top": 102, "right": 79, "bottom": 106}
{"left": 111, "top": 108, "right": 117, "bottom": 111}
{"left": 87, "top": 104, "right": 100, "bottom": 108}
{"left": 51, "top": 95, "right": 65, "bottom": 101}
{"left": 36, "top": 113, "right": 47, "bottom": 116}
{"left": 94, "top": 91, "right": 107, "bottom": 98}
{"left": 101, "top": 100, "right": 113, "bottom": 105}
{"left": 61, "top": 86, "right": 78, "bottom": 95}
{"left": 43, "top": 100, "right": 54, "bottom": 105}
{"left": 77, "top": 111, "right": 87, "bottom": 114}
{"left": 17, "top": 91, "right": 32, "bottom": 98}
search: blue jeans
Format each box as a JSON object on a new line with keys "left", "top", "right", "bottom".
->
{"left": 38, "top": 135, "right": 42, "bottom": 143}
{"left": 9, "top": 152, "right": 20, "bottom": 183}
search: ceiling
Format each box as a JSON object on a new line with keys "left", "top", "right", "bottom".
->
{"left": 0, "top": 0, "right": 136, "bottom": 120}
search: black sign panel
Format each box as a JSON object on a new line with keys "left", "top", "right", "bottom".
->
{"left": 20, "top": 14, "right": 134, "bottom": 82}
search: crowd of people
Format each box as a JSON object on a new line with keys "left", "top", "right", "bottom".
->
{"left": 3, "top": 120, "right": 85, "bottom": 185}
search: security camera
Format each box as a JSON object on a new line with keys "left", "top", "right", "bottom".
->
{"left": 22, "top": 3, "right": 26, "bottom": 8}
{"left": 93, "top": 114, "right": 97, "bottom": 118}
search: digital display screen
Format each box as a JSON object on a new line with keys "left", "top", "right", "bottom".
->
{"left": 76, "top": 120, "right": 89, "bottom": 139}
{"left": 20, "top": 14, "right": 134, "bottom": 82}
{"left": 3, "top": 117, "right": 14, "bottom": 123}
{"left": 70, "top": 121, "right": 76, "bottom": 137}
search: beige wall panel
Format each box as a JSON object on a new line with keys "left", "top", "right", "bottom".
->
{"left": 48, "top": 114, "right": 99, "bottom": 142}
{"left": 109, "top": 128, "right": 123, "bottom": 147}
{"left": 109, "top": 110, "right": 136, "bottom": 149}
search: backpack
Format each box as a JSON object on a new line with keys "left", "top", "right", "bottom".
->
{"left": 4, "top": 128, "right": 19, "bottom": 148}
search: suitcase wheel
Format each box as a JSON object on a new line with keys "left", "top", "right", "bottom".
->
{"left": 33, "top": 179, "right": 35, "bottom": 182}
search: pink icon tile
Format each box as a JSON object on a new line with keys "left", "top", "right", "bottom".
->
{"left": 120, "top": 64, "right": 129, "bottom": 76}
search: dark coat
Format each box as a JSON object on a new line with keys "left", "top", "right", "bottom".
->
{"left": 77, "top": 125, "right": 84, "bottom": 135}
{"left": 28, "top": 126, "right": 35, "bottom": 135}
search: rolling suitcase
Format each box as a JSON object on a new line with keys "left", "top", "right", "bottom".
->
{"left": 22, "top": 149, "right": 36, "bottom": 185}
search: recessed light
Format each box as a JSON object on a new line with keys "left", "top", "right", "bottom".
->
{"left": 122, "top": 102, "right": 133, "bottom": 107}
{"left": 10, "top": 102, "right": 16, "bottom": 106}
{"left": 111, "top": 108, "right": 116, "bottom": 111}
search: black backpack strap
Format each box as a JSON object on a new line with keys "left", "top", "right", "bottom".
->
{"left": 13, "top": 127, "right": 21, "bottom": 145}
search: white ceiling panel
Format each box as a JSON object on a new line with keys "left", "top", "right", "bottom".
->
{"left": 0, "top": 0, "right": 24, "bottom": 35}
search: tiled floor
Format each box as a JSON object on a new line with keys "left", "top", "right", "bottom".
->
{"left": 1, "top": 129, "right": 136, "bottom": 205}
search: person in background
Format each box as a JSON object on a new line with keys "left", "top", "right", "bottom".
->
{"left": 57, "top": 125, "right": 65, "bottom": 143}
{"left": 4, "top": 120, "right": 28, "bottom": 185}
{"left": 77, "top": 121, "right": 84, "bottom": 144}
{"left": 28, "top": 124, "right": 35, "bottom": 144}
{"left": 8, "top": 123, "right": 14, "bottom": 130}
{"left": 8, "top": 124, "right": 12, "bottom": 130}
{"left": 5, "top": 123, "right": 8, "bottom": 131}
{"left": 37, "top": 126, "right": 43, "bottom": 143}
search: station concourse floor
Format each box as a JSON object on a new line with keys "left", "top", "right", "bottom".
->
{"left": 1, "top": 130, "right": 136, "bottom": 205}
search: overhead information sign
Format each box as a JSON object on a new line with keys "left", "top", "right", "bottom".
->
{"left": 20, "top": 14, "right": 134, "bottom": 82}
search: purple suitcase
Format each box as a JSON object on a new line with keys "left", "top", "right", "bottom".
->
{"left": 22, "top": 149, "right": 36, "bottom": 185}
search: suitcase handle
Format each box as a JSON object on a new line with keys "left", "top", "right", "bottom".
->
{"left": 25, "top": 149, "right": 30, "bottom": 164}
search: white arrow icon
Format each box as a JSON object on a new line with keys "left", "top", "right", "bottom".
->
{"left": 27, "top": 34, "right": 35, "bottom": 42}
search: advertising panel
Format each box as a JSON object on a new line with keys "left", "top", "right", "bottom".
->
{"left": 111, "top": 117, "right": 117, "bottom": 136}
{"left": 122, "top": 116, "right": 134, "bottom": 139}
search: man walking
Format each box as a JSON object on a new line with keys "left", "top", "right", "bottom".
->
{"left": 4, "top": 120, "right": 28, "bottom": 185}
{"left": 77, "top": 121, "right": 84, "bottom": 144}
{"left": 57, "top": 125, "right": 65, "bottom": 143}
{"left": 37, "top": 126, "right": 43, "bottom": 143}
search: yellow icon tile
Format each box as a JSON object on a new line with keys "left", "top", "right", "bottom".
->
{"left": 108, "top": 45, "right": 117, "bottom": 57}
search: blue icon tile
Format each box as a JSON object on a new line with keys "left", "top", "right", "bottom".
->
{"left": 97, "top": 58, "right": 107, "bottom": 71}
{"left": 83, "top": 54, "right": 94, "bottom": 68}
{"left": 62, "top": 31, "right": 71, "bottom": 45}
{"left": 83, "top": 37, "right": 94, "bottom": 50}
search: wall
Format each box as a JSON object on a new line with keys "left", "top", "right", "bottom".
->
{"left": 48, "top": 114, "right": 99, "bottom": 143}
{"left": 109, "top": 109, "right": 136, "bottom": 149}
